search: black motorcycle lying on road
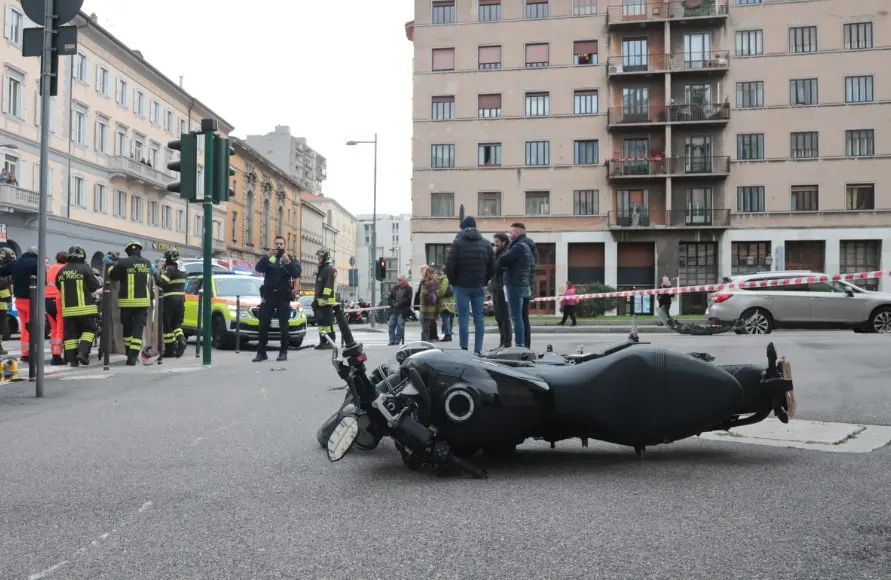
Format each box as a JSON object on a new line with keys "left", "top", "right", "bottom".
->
{"left": 320, "top": 305, "right": 796, "bottom": 479}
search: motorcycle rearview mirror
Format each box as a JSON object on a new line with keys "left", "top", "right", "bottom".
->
{"left": 327, "top": 415, "right": 359, "bottom": 462}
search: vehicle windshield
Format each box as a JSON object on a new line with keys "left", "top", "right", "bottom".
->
{"left": 184, "top": 262, "right": 229, "bottom": 276}
{"left": 214, "top": 276, "right": 264, "bottom": 297}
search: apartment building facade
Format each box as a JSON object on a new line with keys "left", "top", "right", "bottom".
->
{"left": 407, "top": 0, "right": 890, "bottom": 314}
{"left": 226, "top": 138, "right": 303, "bottom": 267}
{"left": 245, "top": 125, "right": 328, "bottom": 195}
{"left": 0, "top": 10, "right": 232, "bottom": 268}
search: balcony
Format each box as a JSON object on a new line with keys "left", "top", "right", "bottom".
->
{"left": 608, "top": 204, "right": 653, "bottom": 228}
{"left": 108, "top": 156, "right": 170, "bottom": 192}
{"left": 607, "top": 2, "right": 667, "bottom": 28}
{"left": 669, "top": 51, "right": 729, "bottom": 74}
{"left": 666, "top": 0, "right": 728, "bottom": 24}
{"left": 668, "top": 156, "right": 730, "bottom": 177}
{"left": 607, "top": 158, "right": 669, "bottom": 180}
{"left": 607, "top": 106, "right": 669, "bottom": 128}
{"left": 607, "top": 55, "right": 669, "bottom": 76}
{"left": 607, "top": 207, "right": 731, "bottom": 229}
{"left": 668, "top": 208, "right": 730, "bottom": 227}
{"left": 667, "top": 103, "right": 729, "bottom": 125}
{"left": 0, "top": 184, "right": 46, "bottom": 214}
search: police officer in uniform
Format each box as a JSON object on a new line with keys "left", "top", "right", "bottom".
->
{"left": 108, "top": 241, "right": 152, "bottom": 366}
{"left": 313, "top": 247, "right": 337, "bottom": 350}
{"left": 55, "top": 246, "right": 101, "bottom": 366}
{"left": 253, "top": 235, "right": 302, "bottom": 362}
{"left": 156, "top": 249, "right": 188, "bottom": 358}
{"left": 0, "top": 248, "right": 14, "bottom": 355}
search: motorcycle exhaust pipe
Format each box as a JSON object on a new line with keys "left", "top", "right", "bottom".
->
{"left": 443, "top": 388, "right": 476, "bottom": 423}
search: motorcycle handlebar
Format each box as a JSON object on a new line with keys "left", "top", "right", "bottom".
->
{"left": 332, "top": 303, "right": 356, "bottom": 348}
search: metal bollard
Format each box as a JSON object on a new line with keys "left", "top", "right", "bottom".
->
{"left": 195, "top": 291, "right": 202, "bottom": 358}
{"left": 157, "top": 291, "right": 164, "bottom": 365}
{"left": 28, "top": 275, "right": 37, "bottom": 381}
{"left": 235, "top": 295, "right": 241, "bottom": 353}
{"left": 102, "top": 275, "right": 111, "bottom": 370}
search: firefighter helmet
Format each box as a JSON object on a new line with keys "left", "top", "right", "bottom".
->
{"left": 0, "top": 247, "right": 15, "bottom": 264}
{"left": 124, "top": 240, "right": 143, "bottom": 256}
{"left": 163, "top": 249, "right": 180, "bottom": 263}
{"left": 316, "top": 247, "right": 330, "bottom": 263}
{"left": 67, "top": 246, "right": 87, "bottom": 261}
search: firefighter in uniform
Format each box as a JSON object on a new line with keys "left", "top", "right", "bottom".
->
{"left": 313, "top": 247, "right": 337, "bottom": 350}
{"left": 0, "top": 248, "right": 14, "bottom": 356}
{"left": 55, "top": 246, "right": 101, "bottom": 366}
{"left": 156, "top": 249, "right": 187, "bottom": 358}
{"left": 108, "top": 241, "right": 153, "bottom": 366}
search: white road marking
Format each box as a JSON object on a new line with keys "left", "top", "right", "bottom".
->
{"left": 160, "top": 367, "right": 203, "bottom": 373}
{"left": 701, "top": 418, "right": 891, "bottom": 453}
{"left": 27, "top": 561, "right": 68, "bottom": 580}
{"left": 138, "top": 501, "right": 153, "bottom": 513}
{"left": 59, "top": 374, "right": 111, "bottom": 381}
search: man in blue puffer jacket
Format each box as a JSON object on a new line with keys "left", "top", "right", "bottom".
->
{"left": 0, "top": 246, "right": 38, "bottom": 360}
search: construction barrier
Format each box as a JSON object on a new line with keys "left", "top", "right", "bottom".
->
{"left": 340, "top": 269, "right": 890, "bottom": 313}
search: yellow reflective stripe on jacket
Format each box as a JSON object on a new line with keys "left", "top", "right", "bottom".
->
{"left": 0, "top": 288, "right": 10, "bottom": 298}
{"left": 61, "top": 304, "right": 98, "bottom": 316}
{"left": 127, "top": 273, "right": 135, "bottom": 301}
{"left": 323, "top": 287, "right": 333, "bottom": 296}
{"left": 120, "top": 297, "right": 151, "bottom": 307}
{"left": 160, "top": 274, "right": 171, "bottom": 282}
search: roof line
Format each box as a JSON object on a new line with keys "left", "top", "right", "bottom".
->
{"left": 230, "top": 137, "right": 306, "bottom": 192}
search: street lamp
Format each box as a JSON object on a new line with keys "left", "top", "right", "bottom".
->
{"left": 346, "top": 133, "right": 378, "bottom": 327}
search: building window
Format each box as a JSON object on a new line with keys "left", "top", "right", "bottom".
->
{"left": 573, "top": 0, "right": 597, "bottom": 15}
{"left": 431, "top": 96, "right": 455, "bottom": 120}
{"left": 71, "top": 107, "right": 88, "bottom": 145}
{"left": 431, "top": 144, "right": 455, "bottom": 168}
{"left": 573, "top": 189, "right": 598, "bottom": 215}
{"left": 477, "top": 45, "right": 502, "bottom": 70}
{"left": 115, "top": 79, "right": 128, "bottom": 108}
{"left": 845, "top": 130, "right": 874, "bottom": 157}
{"left": 736, "top": 81, "right": 763, "bottom": 108}
{"left": 114, "top": 189, "right": 126, "bottom": 218}
{"left": 431, "top": 192, "right": 454, "bottom": 217}
{"left": 525, "top": 92, "right": 549, "bottom": 116}
{"left": 845, "top": 75, "right": 874, "bottom": 103}
{"left": 2, "top": 68, "right": 24, "bottom": 119}
{"left": 790, "top": 131, "right": 818, "bottom": 159}
{"left": 735, "top": 30, "right": 763, "bottom": 56}
{"left": 736, "top": 133, "right": 764, "bottom": 160}
{"left": 114, "top": 127, "right": 127, "bottom": 156}
{"left": 790, "top": 185, "right": 818, "bottom": 211}
{"left": 72, "top": 53, "right": 87, "bottom": 83}
{"left": 71, "top": 176, "right": 86, "bottom": 207}
{"left": 4, "top": 6, "right": 24, "bottom": 44}
{"left": 135, "top": 91, "right": 145, "bottom": 116}
{"left": 194, "top": 214, "right": 203, "bottom": 237}
{"left": 737, "top": 186, "right": 765, "bottom": 213}
{"left": 478, "top": 0, "right": 502, "bottom": 22}
{"left": 161, "top": 205, "right": 172, "bottom": 229}
{"left": 478, "top": 143, "right": 501, "bottom": 166}
{"left": 574, "top": 90, "right": 598, "bottom": 115}
{"left": 789, "top": 78, "right": 818, "bottom": 106}
{"left": 148, "top": 200, "right": 159, "bottom": 226}
{"left": 731, "top": 242, "right": 771, "bottom": 276}
{"left": 164, "top": 109, "right": 174, "bottom": 132}
{"left": 95, "top": 66, "right": 109, "bottom": 96}
{"left": 426, "top": 244, "right": 451, "bottom": 269}
{"left": 179, "top": 118, "right": 187, "bottom": 136}
{"left": 525, "top": 141, "right": 550, "bottom": 166}
{"left": 574, "top": 140, "right": 599, "bottom": 165}
{"left": 94, "top": 117, "right": 108, "bottom": 153}
{"left": 432, "top": 48, "right": 455, "bottom": 71}
{"left": 789, "top": 26, "right": 817, "bottom": 53}
{"left": 573, "top": 40, "right": 598, "bottom": 65}
{"left": 840, "top": 241, "right": 880, "bottom": 290}
{"left": 678, "top": 243, "right": 718, "bottom": 287}
{"left": 525, "top": 191, "right": 550, "bottom": 215}
{"left": 525, "top": 43, "right": 549, "bottom": 68}
{"left": 846, "top": 184, "right": 875, "bottom": 211}
{"left": 93, "top": 183, "right": 108, "bottom": 213}
{"left": 621, "top": 39, "right": 648, "bottom": 70}
{"left": 525, "top": 0, "right": 549, "bottom": 19}
{"left": 843, "top": 22, "right": 873, "bottom": 50}
{"left": 150, "top": 100, "right": 161, "bottom": 124}
{"left": 431, "top": 0, "right": 455, "bottom": 24}
{"left": 478, "top": 93, "right": 502, "bottom": 117}
{"left": 478, "top": 191, "right": 501, "bottom": 216}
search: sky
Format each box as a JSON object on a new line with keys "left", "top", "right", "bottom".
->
{"left": 80, "top": 0, "right": 415, "bottom": 218}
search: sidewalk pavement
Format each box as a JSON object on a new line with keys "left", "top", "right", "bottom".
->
{"left": 359, "top": 323, "right": 674, "bottom": 334}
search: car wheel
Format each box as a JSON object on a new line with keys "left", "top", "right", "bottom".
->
{"left": 740, "top": 308, "right": 773, "bottom": 335}
{"left": 289, "top": 338, "right": 303, "bottom": 349}
{"left": 211, "top": 315, "right": 234, "bottom": 350}
{"left": 867, "top": 307, "right": 891, "bottom": 334}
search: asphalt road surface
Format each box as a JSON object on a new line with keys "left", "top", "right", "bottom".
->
{"left": 1, "top": 330, "right": 889, "bottom": 579}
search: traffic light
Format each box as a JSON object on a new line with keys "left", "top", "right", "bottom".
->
{"left": 167, "top": 133, "right": 198, "bottom": 201}
{"left": 375, "top": 257, "right": 387, "bottom": 281}
{"left": 213, "top": 137, "right": 235, "bottom": 204}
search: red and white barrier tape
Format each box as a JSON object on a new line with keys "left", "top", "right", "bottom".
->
{"left": 339, "top": 269, "right": 889, "bottom": 313}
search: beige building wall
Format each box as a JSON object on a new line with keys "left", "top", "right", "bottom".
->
{"left": 299, "top": 197, "right": 326, "bottom": 292}
{"left": 407, "top": 0, "right": 891, "bottom": 309}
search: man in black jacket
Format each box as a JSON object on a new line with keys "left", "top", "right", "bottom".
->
{"left": 387, "top": 275, "right": 413, "bottom": 345}
{"left": 444, "top": 216, "right": 495, "bottom": 355}
{"left": 489, "top": 233, "right": 511, "bottom": 349}
{"left": 108, "top": 241, "right": 153, "bottom": 366}
{"left": 253, "top": 235, "right": 302, "bottom": 362}
{"left": 0, "top": 247, "right": 38, "bottom": 361}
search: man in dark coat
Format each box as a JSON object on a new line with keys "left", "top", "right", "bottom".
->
{"left": 444, "top": 216, "right": 495, "bottom": 355}
{"left": 0, "top": 246, "right": 38, "bottom": 361}
{"left": 387, "top": 275, "right": 413, "bottom": 345}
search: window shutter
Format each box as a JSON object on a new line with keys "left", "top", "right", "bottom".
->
{"left": 95, "top": 67, "right": 100, "bottom": 90}
{"left": 94, "top": 121, "right": 99, "bottom": 150}
{"left": 4, "top": 7, "right": 13, "bottom": 40}
{"left": 2, "top": 77, "right": 9, "bottom": 115}
{"left": 19, "top": 160, "right": 28, "bottom": 189}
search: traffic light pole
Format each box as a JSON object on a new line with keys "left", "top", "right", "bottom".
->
{"left": 201, "top": 121, "right": 216, "bottom": 365}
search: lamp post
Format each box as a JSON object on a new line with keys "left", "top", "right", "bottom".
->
{"left": 346, "top": 134, "right": 378, "bottom": 327}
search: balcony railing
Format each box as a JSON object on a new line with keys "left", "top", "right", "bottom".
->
{"left": 669, "top": 51, "right": 729, "bottom": 72}
{"left": 607, "top": 158, "right": 668, "bottom": 178}
{"left": 609, "top": 206, "right": 652, "bottom": 228}
{"left": 667, "top": 103, "right": 730, "bottom": 123}
{"left": 666, "top": 0, "right": 729, "bottom": 20}
{"left": 606, "top": 2, "right": 668, "bottom": 26}
{"left": 607, "top": 54, "right": 669, "bottom": 75}
{"left": 668, "top": 208, "right": 730, "bottom": 227}
{"left": 607, "top": 106, "right": 669, "bottom": 126}
{"left": 668, "top": 156, "right": 730, "bottom": 176}
{"left": 0, "top": 184, "right": 44, "bottom": 213}
{"left": 108, "top": 156, "right": 170, "bottom": 191}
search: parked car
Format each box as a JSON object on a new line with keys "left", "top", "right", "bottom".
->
{"left": 706, "top": 271, "right": 891, "bottom": 334}
{"left": 298, "top": 295, "right": 317, "bottom": 326}
{"left": 180, "top": 258, "right": 231, "bottom": 277}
